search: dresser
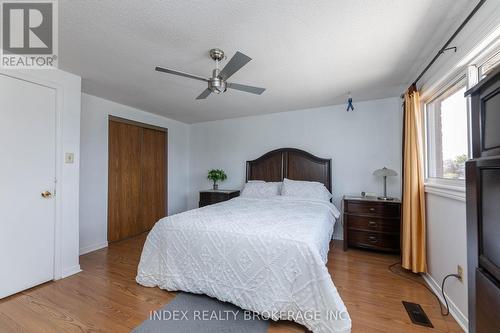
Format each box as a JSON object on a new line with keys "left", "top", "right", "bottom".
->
{"left": 199, "top": 190, "right": 240, "bottom": 207}
{"left": 342, "top": 195, "right": 401, "bottom": 252}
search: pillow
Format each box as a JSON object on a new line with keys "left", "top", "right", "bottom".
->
{"left": 246, "top": 180, "right": 283, "bottom": 194}
{"left": 241, "top": 181, "right": 280, "bottom": 198}
{"left": 281, "top": 178, "right": 332, "bottom": 202}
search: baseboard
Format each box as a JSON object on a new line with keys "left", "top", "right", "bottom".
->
{"left": 79, "top": 241, "right": 108, "bottom": 255}
{"left": 422, "top": 273, "right": 468, "bottom": 332}
{"left": 61, "top": 264, "right": 81, "bottom": 278}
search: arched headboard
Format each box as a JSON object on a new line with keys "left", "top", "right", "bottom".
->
{"left": 246, "top": 148, "right": 332, "bottom": 192}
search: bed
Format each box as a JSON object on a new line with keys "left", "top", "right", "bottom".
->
{"left": 136, "top": 148, "right": 351, "bottom": 333}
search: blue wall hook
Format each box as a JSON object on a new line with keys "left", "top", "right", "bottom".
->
{"left": 346, "top": 92, "right": 354, "bottom": 111}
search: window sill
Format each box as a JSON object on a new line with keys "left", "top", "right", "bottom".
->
{"left": 424, "top": 182, "right": 466, "bottom": 202}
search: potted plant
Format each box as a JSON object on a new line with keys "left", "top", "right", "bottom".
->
{"left": 207, "top": 169, "right": 227, "bottom": 190}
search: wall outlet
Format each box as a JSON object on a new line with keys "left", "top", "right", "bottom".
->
{"left": 457, "top": 265, "right": 463, "bottom": 282}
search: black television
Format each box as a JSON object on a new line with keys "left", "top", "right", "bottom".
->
{"left": 479, "top": 165, "right": 500, "bottom": 282}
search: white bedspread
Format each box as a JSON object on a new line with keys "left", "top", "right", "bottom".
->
{"left": 136, "top": 197, "right": 351, "bottom": 333}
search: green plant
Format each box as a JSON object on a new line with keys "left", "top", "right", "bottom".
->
{"left": 207, "top": 169, "right": 227, "bottom": 187}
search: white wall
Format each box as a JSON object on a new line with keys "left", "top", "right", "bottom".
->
{"left": 1, "top": 68, "right": 82, "bottom": 278}
{"left": 423, "top": 193, "right": 468, "bottom": 328}
{"left": 56, "top": 71, "right": 82, "bottom": 278}
{"left": 79, "top": 94, "right": 190, "bottom": 254}
{"left": 189, "top": 97, "right": 402, "bottom": 239}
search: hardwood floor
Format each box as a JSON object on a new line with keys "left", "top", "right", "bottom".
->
{"left": 0, "top": 234, "right": 463, "bottom": 333}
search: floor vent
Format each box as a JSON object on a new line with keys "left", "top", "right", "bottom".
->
{"left": 402, "top": 301, "right": 434, "bottom": 328}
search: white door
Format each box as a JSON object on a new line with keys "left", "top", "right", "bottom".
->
{"left": 0, "top": 74, "right": 56, "bottom": 298}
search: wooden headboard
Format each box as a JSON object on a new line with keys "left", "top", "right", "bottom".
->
{"left": 245, "top": 148, "right": 332, "bottom": 192}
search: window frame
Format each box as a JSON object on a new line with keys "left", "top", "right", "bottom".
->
{"left": 479, "top": 49, "right": 500, "bottom": 79}
{"left": 423, "top": 73, "right": 469, "bottom": 187}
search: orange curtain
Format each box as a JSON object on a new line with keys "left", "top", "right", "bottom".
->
{"left": 402, "top": 85, "right": 427, "bottom": 273}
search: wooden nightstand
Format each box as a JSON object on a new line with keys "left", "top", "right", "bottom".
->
{"left": 343, "top": 195, "right": 401, "bottom": 252}
{"left": 199, "top": 190, "right": 240, "bottom": 207}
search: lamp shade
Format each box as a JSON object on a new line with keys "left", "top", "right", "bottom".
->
{"left": 373, "top": 167, "right": 398, "bottom": 177}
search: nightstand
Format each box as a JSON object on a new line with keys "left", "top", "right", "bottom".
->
{"left": 343, "top": 195, "right": 401, "bottom": 252}
{"left": 199, "top": 190, "right": 240, "bottom": 207}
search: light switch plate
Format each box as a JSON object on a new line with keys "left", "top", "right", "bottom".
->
{"left": 65, "top": 153, "right": 75, "bottom": 164}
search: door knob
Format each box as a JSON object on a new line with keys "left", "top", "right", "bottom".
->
{"left": 41, "top": 191, "right": 52, "bottom": 198}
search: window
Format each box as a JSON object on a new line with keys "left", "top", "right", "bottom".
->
{"left": 425, "top": 78, "right": 468, "bottom": 181}
{"left": 424, "top": 44, "right": 500, "bottom": 186}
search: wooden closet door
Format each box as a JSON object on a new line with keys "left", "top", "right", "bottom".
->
{"left": 108, "top": 120, "right": 143, "bottom": 242}
{"left": 108, "top": 118, "right": 167, "bottom": 243}
{"left": 140, "top": 128, "right": 166, "bottom": 231}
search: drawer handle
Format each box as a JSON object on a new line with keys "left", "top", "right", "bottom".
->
{"left": 368, "top": 236, "right": 378, "bottom": 243}
{"left": 369, "top": 207, "right": 376, "bottom": 212}
{"left": 368, "top": 221, "right": 377, "bottom": 227}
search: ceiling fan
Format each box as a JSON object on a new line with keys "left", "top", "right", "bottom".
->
{"left": 155, "top": 48, "right": 266, "bottom": 100}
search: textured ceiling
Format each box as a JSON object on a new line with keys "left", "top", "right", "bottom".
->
{"left": 59, "top": 0, "right": 475, "bottom": 123}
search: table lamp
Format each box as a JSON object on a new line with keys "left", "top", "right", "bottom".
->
{"left": 373, "top": 167, "right": 398, "bottom": 200}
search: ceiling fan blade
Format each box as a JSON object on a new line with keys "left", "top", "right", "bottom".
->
{"left": 155, "top": 66, "right": 208, "bottom": 82}
{"left": 195, "top": 88, "right": 212, "bottom": 100}
{"left": 227, "top": 83, "right": 266, "bottom": 95}
{"left": 219, "top": 51, "right": 252, "bottom": 80}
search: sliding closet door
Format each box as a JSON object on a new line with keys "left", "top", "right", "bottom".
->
{"left": 108, "top": 121, "right": 143, "bottom": 242}
{"left": 108, "top": 118, "right": 167, "bottom": 243}
{"left": 140, "top": 128, "right": 166, "bottom": 232}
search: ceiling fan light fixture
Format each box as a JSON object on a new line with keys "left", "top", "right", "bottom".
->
{"left": 208, "top": 78, "right": 226, "bottom": 94}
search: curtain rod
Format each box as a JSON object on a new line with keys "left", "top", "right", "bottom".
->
{"left": 408, "top": 0, "right": 487, "bottom": 90}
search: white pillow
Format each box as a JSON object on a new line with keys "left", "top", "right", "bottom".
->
{"left": 281, "top": 178, "right": 332, "bottom": 202}
{"left": 241, "top": 181, "right": 281, "bottom": 198}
